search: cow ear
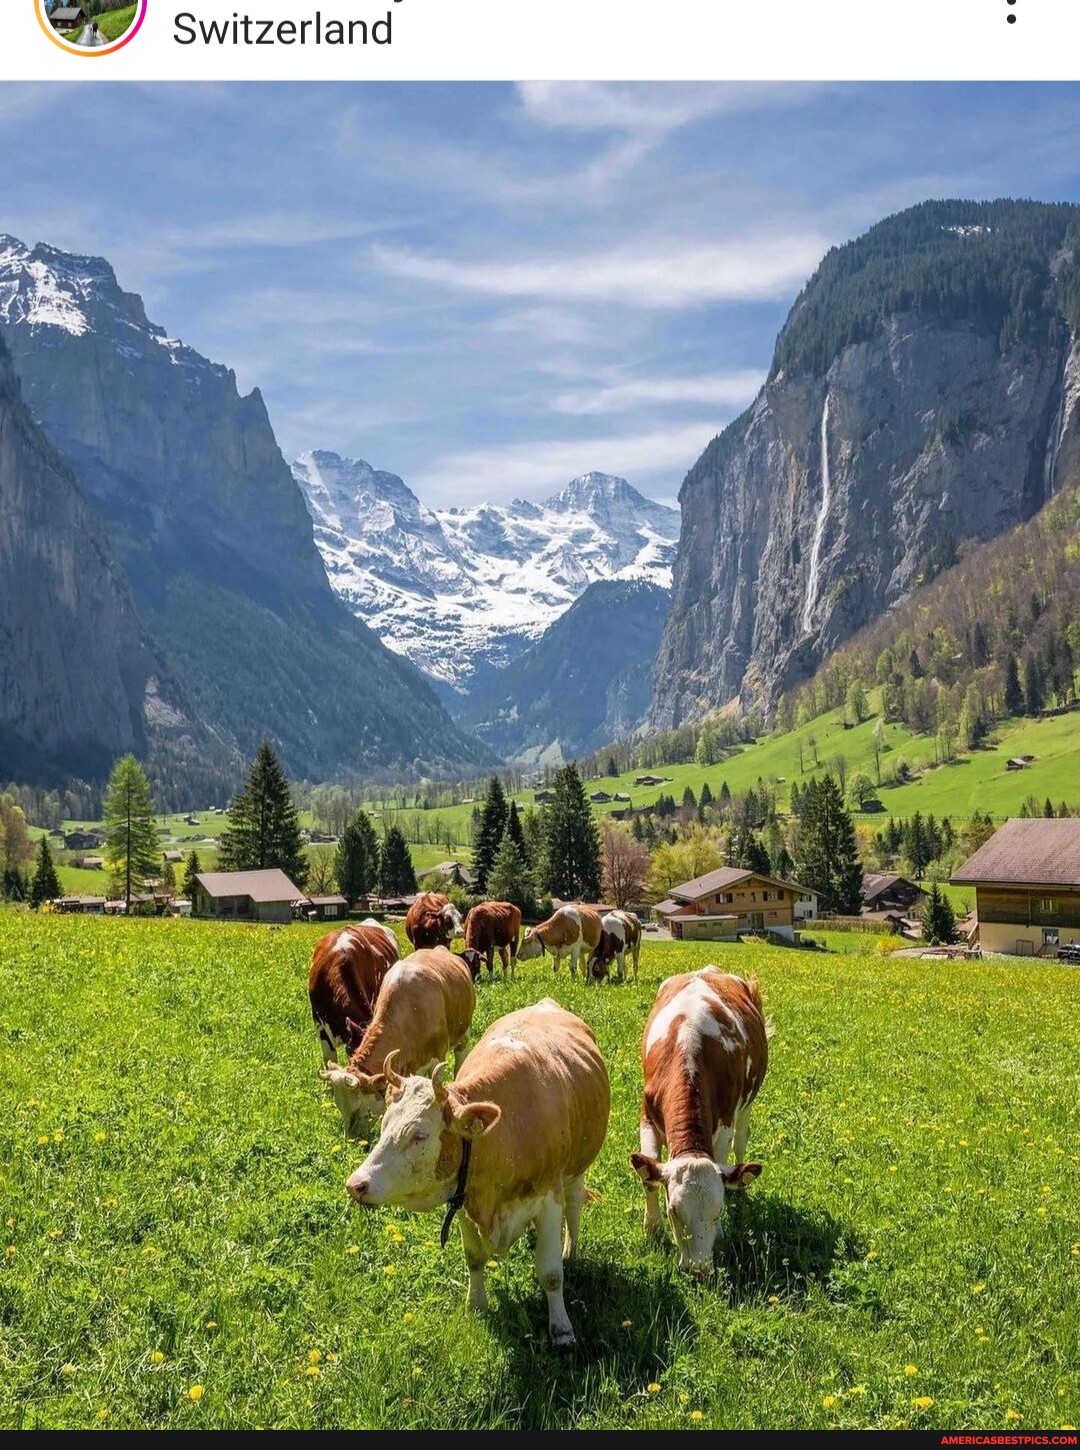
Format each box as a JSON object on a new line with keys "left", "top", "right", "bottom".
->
{"left": 449, "top": 1100, "right": 501, "bottom": 1138}
{"left": 630, "top": 1152, "right": 665, "bottom": 1186}
{"left": 720, "top": 1161, "right": 762, "bottom": 1189}
{"left": 345, "top": 1016, "right": 364, "bottom": 1045}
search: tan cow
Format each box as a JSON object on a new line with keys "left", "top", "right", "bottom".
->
{"left": 464, "top": 900, "right": 522, "bottom": 979}
{"left": 320, "top": 946, "right": 476, "bottom": 1139}
{"left": 405, "top": 892, "right": 464, "bottom": 950}
{"left": 346, "top": 999, "right": 610, "bottom": 1346}
{"left": 308, "top": 919, "right": 400, "bottom": 1063}
{"left": 517, "top": 904, "right": 602, "bottom": 980}
{"left": 589, "top": 909, "right": 642, "bottom": 983}
{"left": 631, "top": 968, "right": 770, "bottom": 1275}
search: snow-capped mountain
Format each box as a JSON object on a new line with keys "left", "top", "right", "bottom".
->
{"left": 292, "top": 451, "right": 680, "bottom": 690}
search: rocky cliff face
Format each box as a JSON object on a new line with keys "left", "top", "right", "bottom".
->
{"left": 651, "top": 200, "right": 1080, "bottom": 728}
{"left": 0, "top": 237, "right": 491, "bottom": 781}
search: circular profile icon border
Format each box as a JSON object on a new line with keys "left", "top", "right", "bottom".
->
{"left": 37, "top": 0, "right": 147, "bottom": 55}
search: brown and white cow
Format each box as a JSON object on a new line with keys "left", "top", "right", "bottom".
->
{"left": 308, "top": 918, "right": 400, "bottom": 1063}
{"left": 463, "top": 900, "right": 522, "bottom": 980}
{"left": 517, "top": 904, "right": 602, "bottom": 980}
{"left": 320, "top": 946, "right": 476, "bottom": 1138}
{"left": 630, "top": 968, "right": 770, "bottom": 1275}
{"left": 589, "top": 909, "right": 642, "bottom": 984}
{"left": 405, "top": 892, "right": 464, "bottom": 950}
{"left": 346, "top": 999, "right": 610, "bottom": 1346}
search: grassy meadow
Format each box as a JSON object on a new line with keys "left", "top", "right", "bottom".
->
{"left": 1, "top": 916, "right": 1077, "bottom": 1430}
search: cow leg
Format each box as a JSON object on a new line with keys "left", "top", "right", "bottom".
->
{"left": 714, "top": 1121, "right": 734, "bottom": 1166}
{"left": 453, "top": 1035, "right": 471, "bottom": 1073}
{"left": 639, "top": 1118, "right": 665, "bottom": 1238}
{"left": 616, "top": 947, "right": 626, "bottom": 984}
{"left": 631, "top": 939, "right": 640, "bottom": 982}
{"left": 315, "top": 1020, "right": 337, "bottom": 1064}
{"left": 563, "top": 1174, "right": 586, "bottom": 1259}
{"left": 458, "top": 1216, "right": 489, "bottom": 1314}
{"left": 551, "top": 947, "right": 561, "bottom": 976}
{"left": 569, "top": 943, "right": 580, "bottom": 980}
{"left": 486, "top": 946, "right": 495, "bottom": 978}
{"left": 499, "top": 945, "right": 509, "bottom": 979}
{"left": 733, "top": 1103, "right": 752, "bottom": 1164}
{"left": 534, "top": 1195, "right": 574, "bottom": 1347}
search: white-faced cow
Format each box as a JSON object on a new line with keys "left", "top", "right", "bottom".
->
{"left": 589, "top": 909, "right": 641, "bottom": 983}
{"left": 631, "top": 968, "right": 770, "bottom": 1276}
{"left": 346, "top": 999, "right": 610, "bottom": 1346}
{"left": 463, "top": 900, "right": 522, "bottom": 980}
{"left": 308, "top": 919, "right": 400, "bottom": 1063}
{"left": 405, "top": 892, "right": 464, "bottom": 950}
{"left": 320, "top": 946, "right": 476, "bottom": 1139}
{"left": 517, "top": 904, "right": 602, "bottom": 980}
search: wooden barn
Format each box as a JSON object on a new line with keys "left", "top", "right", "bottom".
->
{"left": 51, "top": 7, "right": 87, "bottom": 30}
{"left": 192, "top": 869, "right": 303, "bottom": 924}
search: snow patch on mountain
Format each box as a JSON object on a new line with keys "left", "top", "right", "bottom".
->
{"left": 292, "top": 451, "right": 679, "bottom": 690}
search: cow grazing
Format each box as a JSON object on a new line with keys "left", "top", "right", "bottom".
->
{"left": 308, "top": 919, "right": 400, "bottom": 1063}
{"left": 630, "top": 969, "right": 770, "bottom": 1275}
{"left": 320, "top": 946, "right": 476, "bottom": 1138}
{"left": 464, "top": 900, "right": 522, "bottom": 979}
{"left": 517, "top": 905, "right": 602, "bottom": 980}
{"left": 346, "top": 1000, "right": 610, "bottom": 1346}
{"left": 405, "top": 892, "right": 464, "bottom": 949}
{"left": 589, "top": 909, "right": 642, "bottom": 983}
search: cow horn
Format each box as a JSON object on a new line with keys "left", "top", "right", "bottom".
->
{"left": 383, "top": 1049, "right": 405, "bottom": 1089}
{"left": 430, "top": 1060, "right": 450, "bottom": 1104}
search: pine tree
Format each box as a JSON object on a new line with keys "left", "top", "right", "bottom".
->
{"left": 544, "top": 764, "right": 601, "bottom": 901}
{"left": 792, "top": 775, "right": 863, "bottom": 915}
{"left": 682, "top": 786, "right": 697, "bottom": 815}
{"left": 920, "top": 883, "right": 957, "bottom": 945}
{"left": 161, "top": 860, "right": 177, "bottom": 895}
{"left": 699, "top": 782, "right": 714, "bottom": 812}
{"left": 487, "top": 825, "right": 536, "bottom": 914}
{"left": 1022, "top": 654, "right": 1043, "bottom": 716}
{"left": 378, "top": 825, "right": 417, "bottom": 897}
{"left": 181, "top": 849, "right": 201, "bottom": 902}
{"left": 336, "top": 811, "right": 381, "bottom": 904}
{"left": 505, "top": 800, "right": 528, "bottom": 863}
{"left": 1003, "top": 655, "right": 1023, "bottom": 715}
{"left": 218, "top": 743, "right": 308, "bottom": 888}
{"left": 473, "top": 777, "right": 509, "bottom": 894}
{"left": 735, "top": 827, "right": 772, "bottom": 876}
{"left": 103, "top": 754, "right": 160, "bottom": 907}
{"left": 29, "top": 834, "right": 61, "bottom": 908}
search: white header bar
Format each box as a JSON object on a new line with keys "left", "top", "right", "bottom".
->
{"left": 4, "top": 0, "right": 1075, "bottom": 84}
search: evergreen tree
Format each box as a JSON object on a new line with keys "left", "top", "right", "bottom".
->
{"left": 335, "top": 811, "right": 380, "bottom": 904}
{"left": 1044, "top": 797, "right": 1056, "bottom": 818}
{"left": 487, "top": 825, "right": 536, "bottom": 914}
{"left": 920, "top": 883, "right": 957, "bottom": 945}
{"left": 734, "top": 826, "right": 772, "bottom": 876}
{"left": 544, "top": 764, "right": 601, "bottom": 901}
{"left": 378, "top": 825, "right": 417, "bottom": 897}
{"left": 473, "top": 776, "right": 509, "bottom": 894}
{"left": 103, "top": 754, "right": 160, "bottom": 907}
{"left": 699, "top": 782, "right": 714, "bottom": 811}
{"left": 161, "top": 859, "right": 177, "bottom": 895}
{"left": 1003, "top": 655, "right": 1023, "bottom": 715}
{"left": 681, "top": 786, "right": 697, "bottom": 815}
{"left": 1022, "top": 654, "right": 1043, "bottom": 715}
{"left": 29, "top": 834, "right": 61, "bottom": 908}
{"left": 2, "top": 865, "right": 27, "bottom": 901}
{"left": 792, "top": 776, "right": 863, "bottom": 915}
{"left": 506, "top": 800, "right": 528, "bottom": 863}
{"left": 218, "top": 743, "right": 308, "bottom": 888}
{"left": 719, "top": 780, "right": 731, "bottom": 806}
{"left": 181, "top": 849, "right": 201, "bottom": 902}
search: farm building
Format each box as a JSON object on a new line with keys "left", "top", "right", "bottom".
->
{"left": 50, "top": 7, "right": 87, "bottom": 31}
{"left": 54, "top": 895, "right": 106, "bottom": 915}
{"left": 534, "top": 789, "right": 554, "bottom": 804}
{"left": 634, "top": 774, "right": 668, "bottom": 787}
{"left": 300, "top": 894, "right": 349, "bottom": 922}
{"left": 861, "top": 873, "right": 925, "bottom": 914}
{"left": 952, "top": 817, "right": 1080, "bottom": 957}
{"left": 162, "top": 850, "right": 184, "bottom": 864}
{"left": 418, "top": 860, "right": 475, "bottom": 890}
{"left": 65, "top": 830, "right": 103, "bottom": 851}
{"left": 590, "top": 790, "right": 613, "bottom": 804}
{"left": 192, "top": 869, "right": 303, "bottom": 924}
{"left": 653, "top": 866, "right": 808, "bottom": 941}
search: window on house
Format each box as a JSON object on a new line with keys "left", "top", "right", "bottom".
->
{"left": 1039, "top": 898, "right": 1055, "bottom": 913}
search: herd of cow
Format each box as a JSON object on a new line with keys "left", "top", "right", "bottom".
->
{"left": 307, "top": 892, "right": 770, "bottom": 1346}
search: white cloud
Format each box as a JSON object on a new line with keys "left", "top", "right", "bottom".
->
{"left": 552, "top": 369, "right": 765, "bottom": 416}
{"left": 515, "top": 82, "right": 814, "bottom": 136}
{"left": 371, "top": 234, "right": 827, "bottom": 311}
{"left": 412, "top": 422, "right": 718, "bottom": 507}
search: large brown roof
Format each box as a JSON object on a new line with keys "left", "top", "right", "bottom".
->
{"left": 670, "top": 865, "right": 808, "bottom": 901}
{"left": 951, "top": 818, "right": 1080, "bottom": 887}
{"left": 195, "top": 869, "right": 303, "bottom": 902}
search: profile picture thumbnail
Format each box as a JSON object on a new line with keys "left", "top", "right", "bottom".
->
{"left": 39, "top": 0, "right": 146, "bottom": 53}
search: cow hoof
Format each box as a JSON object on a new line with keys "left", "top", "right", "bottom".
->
{"left": 550, "top": 1326, "right": 576, "bottom": 1348}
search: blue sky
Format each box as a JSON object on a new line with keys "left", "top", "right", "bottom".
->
{"left": 3, "top": 82, "right": 1080, "bottom": 506}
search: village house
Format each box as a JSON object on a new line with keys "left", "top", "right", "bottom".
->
{"left": 634, "top": 774, "right": 668, "bottom": 787}
{"left": 300, "top": 894, "right": 349, "bottom": 922}
{"left": 65, "top": 829, "right": 103, "bottom": 851}
{"left": 952, "top": 817, "right": 1080, "bottom": 957}
{"left": 55, "top": 895, "right": 106, "bottom": 915}
{"left": 861, "top": 873, "right": 925, "bottom": 914}
{"left": 51, "top": 7, "right": 87, "bottom": 31}
{"left": 534, "top": 789, "right": 554, "bottom": 804}
{"left": 589, "top": 790, "right": 613, "bottom": 804}
{"left": 653, "top": 866, "right": 808, "bottom": 942}
{"left": 418, "top": 860, "right": 475, "bottom": 891}
{"left": 192, "top": 869, "right": 303, "bottom": 924}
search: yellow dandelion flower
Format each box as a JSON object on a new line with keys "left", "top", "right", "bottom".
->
{"left": 912, "top": 1396, "right": 934, "bottom": 1410}
{"left": 308, "top": 1350, "right": 322, "bottom": 1364}
{"left": 60, "top": 1364, "right": 76, "bottom": 1376}
{"left": 822, "top": 1395, "right": 837, "bottom": 1409}
{"left": 47, "top": 1228, "right": 62, "bottom": 1240}
{"left": 1060, "top": 1427, "right": 1076, "bottom": 1432}
{"left": 96, "top": 1408, "right": 108, "bottom": 1421}
{"left": 690, "top": 1410, "right": 704, "bottom": 1421}
{"left": 305, "top": 1366, "right": 320, "bottom": 1378}
{"left": 486, "top": 1259, "right": 498, "bottom": 1269}
{"left": 647, "top": 1382, "right": 662, "bottom": 1394}
{"left": 904, "top": 1365, "right": 917, "bottom": 1377}
{"left": 205, "top": 1321, "right": 217, "bottom": 1329}
{"left": 1004, "top": 1410, "right": 1022, "bottom": 1423}
{"left": 412, "top": 1365, "right": 424, "bottom": 1378}
{"left": 52, "top": 1129, "right": 64, "bottom": 1143}
{"left": 403, "top": 1312, "right": 415, "bottom": 1323}
{"left": 383, "top": 1264, "right": 395, "bottom": 1275}
{"left": 327, "top": 1352, "right": 339, "bottom": 1363}
{"left": 346, "top": 1244, "right": 360, "bottom": 1255}
{"left": 150, "top": 1351, "right": 166, "bottom": 1365}
{"left": 330, "top": 1145, "right": 342, "bottom": 1155}
{"left": 621, "top": 1319, "right": 633, "bottom": 1328}
{"left": 971, "top": 1282, "right": 985, "bottom": 1295}
{"left": 4, "top": 1246, "right": 16, "bottom": 1259}
{"left": 94, "top": 1132, "right": 107, "bottom": 1143}
{"left": 37, "top": 1135, "right": 49, "bottom": 1146}
{"left": 849, "top": 1385, "right": 867, "bottom": 1396}
{"left": 186, "top": 1385, "right": 205, "bottom": 1402}
{"left": 768, "top": 1295, "right": 780, "bottom": 1304}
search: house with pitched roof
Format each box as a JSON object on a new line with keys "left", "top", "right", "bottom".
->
{"left": 653, "top": 865, "right": 809, "bottom": 942}
{"left": 952, "top": 817, "right": 1080, "bottom": 957}
{"left": 193, "top": 869, "right": 303, "bottom": 924}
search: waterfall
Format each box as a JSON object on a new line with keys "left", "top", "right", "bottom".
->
{"left": 802, "top": 392, "right": 831, "bottom": 635}
{"left": 1043, "top": 365, "right": 1067, "bottom": 500}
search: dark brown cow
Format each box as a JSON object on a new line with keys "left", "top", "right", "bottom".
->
{"left": 308, "top": 919, "right": 400, "bottom": 1063}
{"left": 630, "top": 968, "right": 770, "bottom": 1274}
{"left": 464, "top": 901, "right": 522, "bottom": 979}
{"left": 405, "top": 892, "right": 464, "bottom": 949}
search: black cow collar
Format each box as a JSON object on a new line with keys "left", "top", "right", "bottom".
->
{"left": 439, "top": 1136, "right": 472, "bottom": 1248}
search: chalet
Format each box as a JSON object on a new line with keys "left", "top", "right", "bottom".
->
{"left": 1005, "top": 757, "right": 1028, "bottom": 772}
{"left": 614, "top": 792, "right": 632, "bottom": 803}
{"left": 192, "top": 869, "right": 303, "bottom": 924}
{"left": 590, "top": 790, "right": 613, "bottom": 804}
{"left": 55, "top": 895, "right": 106, "bottom": 914}
{"left": 162, "top": 850, "right": 184, "bottom": 864}
{"left": 653, "top": 866, "right": 808, "bottom": 942}
{"left": 77, "top": 855, "right": 105, "bottom": 870}
{"left": 301, "top": 894, "right": 349, "bottom": 922}
{"left": 534, "top": 790, "right": 555, "bottom": 804}
{"left": 861, "top": 873, "right": 925, "bottom": 914}
{"left": 51, "top": 7, "right": 87, "bottom": 31}
{"left": 952, "top": 817, "right": 1080, "bottom": 957}
{"left": 65, "top": 830, "right": 103, "bottom": 851}
{"left": 418, "top": 860, "right": 475, "bottom": 890}
{"left": 634, "top": 774, "right": 668, "bottom": 787}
